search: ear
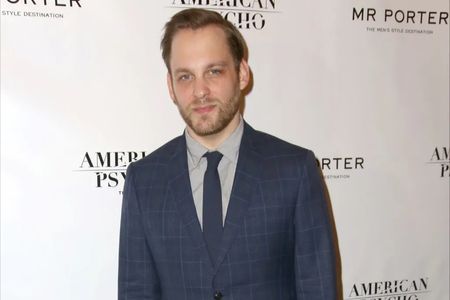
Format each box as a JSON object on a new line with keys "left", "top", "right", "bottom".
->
{"left": 238, "top": 60, "right": 250, "bottom": 90}
{"left": 167, "top": 72, "right": 176, "bottom": 103}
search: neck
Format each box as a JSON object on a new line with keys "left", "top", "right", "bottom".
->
{"left": 187, "top": 113, "right": 240, "bottom": 150}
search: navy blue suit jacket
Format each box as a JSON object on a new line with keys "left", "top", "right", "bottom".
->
{"left": 118, "top": 123, "right": 337, "bottom": 299}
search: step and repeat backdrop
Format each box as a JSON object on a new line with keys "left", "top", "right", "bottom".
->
{"left": 1, "top": 0, "right": 449, "bottom": 299}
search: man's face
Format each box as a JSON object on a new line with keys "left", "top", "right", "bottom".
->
{"left": 167, "top": 25, "right": 249, "bottom": 137}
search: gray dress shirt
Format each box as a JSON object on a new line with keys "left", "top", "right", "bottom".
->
{"left": 185, "top": 118, "right": 244, "bottom": 229}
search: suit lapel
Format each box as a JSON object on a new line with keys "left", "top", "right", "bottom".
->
{"left": 213, "top": 123, "right": 262, "bottom": 273}
{"left": 167, "top": 136, "right": 214, "bottom": 272}
{"left": 166, "top": 124, "right": 262, "bottom": 274}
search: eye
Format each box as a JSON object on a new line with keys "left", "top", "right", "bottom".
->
{"left": 177, "top": 73, "right": 192, "bottom": 82}
{"left": 208, "top": 68, "right": 222, "bottom": 76}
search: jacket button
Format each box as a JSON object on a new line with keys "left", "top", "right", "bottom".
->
{"left": 214, "top": 291, "right": 223, "bottom": 299}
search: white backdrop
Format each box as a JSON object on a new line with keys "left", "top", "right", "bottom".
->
{"left": 1, "top": 0, "right": 449, "bottom": 299}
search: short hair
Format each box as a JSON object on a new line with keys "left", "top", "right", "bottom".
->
{"left": 161, "top": 8, "right": 247, "bottom": 72}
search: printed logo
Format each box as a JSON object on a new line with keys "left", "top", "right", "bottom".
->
{"left": 168, "top": 0, "right": 280, "bottom": 30}
{"left": 75, "top": 151, "right": 148, "bottom": 193}
{"left": 317, "top": 156, "right": 365, "bottom": 180}
{"left": 427, "top": 146, "right": 449, "bottom": 177}
{"left": 351, "top": 5, "right": 448, "bottom": 35}
{"left": 346, "top": 277, "right": 431, "bottom": 300}
{"left": 1, "top": 0, "right": 82, "bottom": 20}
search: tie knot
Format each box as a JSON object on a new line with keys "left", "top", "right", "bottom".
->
{"left": 204, "top": 151, "right": 223, "bottom": 170}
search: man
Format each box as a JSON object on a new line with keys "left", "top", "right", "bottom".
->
{"left": 119, "top": 8, "right": 337, "bottom": 300}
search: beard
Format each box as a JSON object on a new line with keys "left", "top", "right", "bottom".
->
{"left": 175, "top": 89, "right": 241, "bottom": 137}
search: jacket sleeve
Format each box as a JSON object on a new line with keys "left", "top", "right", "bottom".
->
{"left": 118, "top": 163, "right": 161, "bottom": 299}
{"left": 294, "top": 150, "right": 338, "bottom": 299}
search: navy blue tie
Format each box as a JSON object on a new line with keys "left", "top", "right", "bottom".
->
{"left": 203, "top": 151, "right": 223, "bottom": 266}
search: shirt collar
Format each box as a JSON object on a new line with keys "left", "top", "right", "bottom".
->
{"left": 185, "top": 117, "right": 244, "bottom": 168}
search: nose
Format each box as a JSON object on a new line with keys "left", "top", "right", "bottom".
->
{"left": 193, "top": 78, "right": 210, "bottom": 100}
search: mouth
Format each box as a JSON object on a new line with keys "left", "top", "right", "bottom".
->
{"left": 193, "top": 104, "right": 216, "bottom": 114}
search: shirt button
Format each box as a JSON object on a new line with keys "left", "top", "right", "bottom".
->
{"left": 214, "top": 291, "right": 223, "bottom": 299}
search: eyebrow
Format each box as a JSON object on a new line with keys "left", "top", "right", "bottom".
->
{"left": 173, "top": 68, "right": 190, "bottom": 75}
{"left": 173, "top": 61, "right": 229, "bottom": 75}
{"left": 205, "top": 62, "right": 228, "bottom": 69}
